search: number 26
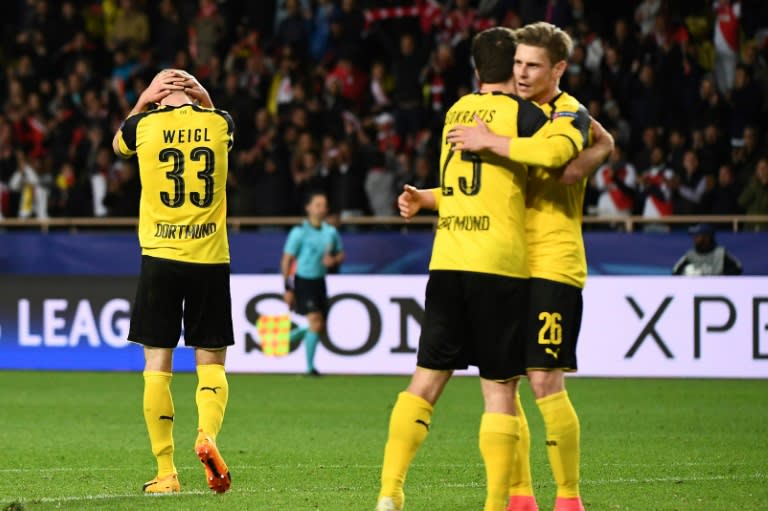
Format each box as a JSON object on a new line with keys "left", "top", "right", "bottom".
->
{"left": 537, "top": 311, "right": 562, "bottom": 346}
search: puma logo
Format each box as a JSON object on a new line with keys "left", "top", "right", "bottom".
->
{"left": 415, "top": 419, "right": 430, "bottom": 431}
{"left": 159, "top": 415, "right": 174, "bottom": 422}
{"left": 545, "top": 348, "right": 560, "bottom": 360}
{"left": 200, "top": 386, "right": 222, "bottom": 394}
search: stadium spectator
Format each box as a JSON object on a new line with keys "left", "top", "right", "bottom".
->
{"left": 152, "top": 0, "right": 188, "bottom": 68}
{"left": 635, "top": 0, "right": 662, "bottom": 38}
{"left": 8, "top": 151, "right": 47, "bottom": 219}
{"left": 107, "top": 0, "right": 150, "bottom": 58}
{"left": 637, "top": 146, "right": 675, "bottom": 221}
{"left": 666, "top": 128, "right": 688, "bottom": 173}
{"left": 365, "top": 149, "right": 397, "bottom": 217}
{"left": 691, "top": 76, "right": 727, "bottom": 130}
{"left": 712, "top": 0, "right": 741, "bottom": 94}
{"left": 633, "top": 126, "right": 660, "bottom": 175}
{"left": 369, "top": 60, "right": 393, "bottom": 113}
{"left": 281, "top": 190, "right": 344, "bottom": 376}
{"left": 671, "top": 149, "right": 712, "bottom": 215}
{"left": 710, "top": 163, "right": 744, "bottom": 214}
{"left": 733, "top": 125, "right": 764, "bottom": 186}
{"left": 391, "top": 33, "right": 427, "bottom": 149}
{"left": 738, "top": 157, "right": 768, "bottom": 231}
{"left": 102, "top": 158, "right": 140, "bottom": 217}
{"left": 112, "top": 69, "right": 234, "bottom": 494}
{"left": 698, "top": 123, "right": 730, "bottom": 175}
{"left": 673, "top": 222, "right": 743, "bottom": 275}
{"left": 276, "top": 0, "right": 311, "bottom": 60}
{"left": 592, "top": 143, "right": 637, "bottom": 217}
{"left": 728, "top": 64, "right": 763, "bottom": 140}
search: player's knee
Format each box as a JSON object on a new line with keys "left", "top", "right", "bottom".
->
{"left": 528, "top": 371, "right": 565, "bottom": 399}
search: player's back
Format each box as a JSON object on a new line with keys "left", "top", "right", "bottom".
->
{"left": 525, "top": 91, "right": 591, "bottom": 287}
{"left": 122, "top": 104, "right": 234, "bottom": 264}
{"left": 431, "top": 91, "right": 546, "bottom": 278}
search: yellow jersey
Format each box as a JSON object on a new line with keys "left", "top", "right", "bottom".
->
{"left": 525, "top": 92, "right": 591, "bottom": 288}
{"left": 116, "top": 104, "right": 234, "bottom": 264}
{"left": 429, "top": 91, "right": 547, "bottom": 278}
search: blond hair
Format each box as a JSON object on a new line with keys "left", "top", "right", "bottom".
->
{"left": 514, "top": 22, "right": 573, "bottom": 64}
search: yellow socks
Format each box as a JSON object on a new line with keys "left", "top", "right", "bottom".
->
{"left": 509, "top": 392, "right": 535, "bottom": 497}
{"left": 143, "top": 371, "right": 176, "bottom": 477}
{"left": 379, "top": 391, "right": 434, "bottom": 509}
{"left": 196, "top": 364, "right": 229, "bottom": 443}
{"left": 537, "top": 391, "right": 580, "bottom": 498}
{"left": 479, "top": 412, "right": 521, "bottom": 511}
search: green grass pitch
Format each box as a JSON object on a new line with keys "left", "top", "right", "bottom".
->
{"left": 0, "top": 372, "right": 766, "bottom": 510}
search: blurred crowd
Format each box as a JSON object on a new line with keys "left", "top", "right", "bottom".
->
{"left": 0, "top": 0, "right": 767, "bottom": 230}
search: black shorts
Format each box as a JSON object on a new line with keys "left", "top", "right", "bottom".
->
{"left": 128, "top": 255, "right": 235, "bottom": 349}
{"left": 416, "top": 270, "right": 528, "bottom": 381}
{"left": 526, "top": 277, "right": 583, "bottom": 372}
{"left": 293, "top": 276, "right": 328, "bottom": 316}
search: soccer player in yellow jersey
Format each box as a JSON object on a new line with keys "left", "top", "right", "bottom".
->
{"left": 376, "top": 27, "right": 554, "bottom": 511}
{"left": 447, "top": 22, "right": 615, "bottom": 511}
{"left": 112, "top": 69, "right": 235, "bottom": 494}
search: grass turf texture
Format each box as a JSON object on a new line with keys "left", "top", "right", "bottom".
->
{"left": 0, "top": 372, "right": 766, "bottom": 510}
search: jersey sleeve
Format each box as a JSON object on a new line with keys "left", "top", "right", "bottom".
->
{"left": 283, "top": 226, "right": 302, "bottom": 256}
{"left": 505, "top": 95, "right": 590, "bottom": 169}
{"left": 505, "top": 134, "right": 577, "bottom": 168}
{"left": 547, "top": 102, "right": 590, "bottom": 153}
{"left": 116, "top": 114, "right": 142, "bottom": 157}
{"left": 216, "top": 109, "right": 235, "bottom": 152}
{"left": 331, "top": 228, "right": 343, "bottom": 253}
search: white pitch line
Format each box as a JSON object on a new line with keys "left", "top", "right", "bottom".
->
{"left": 0, "top": 460, "right": 752, "bottom": 473}
{"left": 3, "top": 473, "right": 765, "bottom": 504}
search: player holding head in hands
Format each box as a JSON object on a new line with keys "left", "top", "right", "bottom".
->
{"left": 113, "top": 68, "right": 235, "bottom": 494}
{"left": 446, "top": 22, "right": 615, "bottom": 511}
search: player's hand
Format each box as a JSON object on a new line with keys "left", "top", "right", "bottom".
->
{"left": 322, "top": 251, "right": 335, "bottom": 268}
{"left": 173, "top": 70, "right": 214, "bottom": 108}
{"left": 446, "top": 114, "right": 491, "bottom": 152}
{"left": 139, "top": 69, "right": 185, "bottom": 105}
{"left": 398, "top": 184, "right": 422, "bottom": 219}
{"left": 283, "top": 290, "right": 295, "bottom": 309}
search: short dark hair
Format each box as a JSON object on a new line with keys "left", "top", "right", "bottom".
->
{"left": 471, "top": 27, "right": 517, "bottom": 84}
{"left": 304, "top": 189, "right": 327, "bottom": 206}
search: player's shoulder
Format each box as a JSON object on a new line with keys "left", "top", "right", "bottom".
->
{"left": 550, "top": 92, "right": 587, "bottom": 116}
{"left": 122, "top": 108, "right": 162, "bottom": 130}
{"left": 449, "top": 90, "right": 525, "bottom": 109}
{"left": 191, "top": 105, "right": 235, "bottom": 128}
{"left": 322, "top": 221, "right": 339, "bottom": 235}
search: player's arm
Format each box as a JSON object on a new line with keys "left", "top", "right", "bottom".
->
{"left": 397, "top": 184, "right": 438, "bottom": 220}
{"left": 446, "top": 114, "right": 578, "bottom": 168}
{"left": 447, "top": 99, "right": 590, "bottom": 169}
{"left": 112, "top": 70, "right": 185, "bottom": 157}
{"left": 174, "top": 70, "right": 214, "bottom": 108}
{"left": 281, "top": 251, "right": 297, "bottom": 308}
{"left": 559, "top": 119, "right": 614, "bottom": 184}
{"left": 323, "top": 233, "right": 345, "bottom": 268}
